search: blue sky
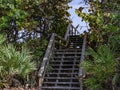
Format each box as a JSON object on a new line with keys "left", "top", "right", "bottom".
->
{"left": 68, "top": 0, "right": 89, "bottom": 33}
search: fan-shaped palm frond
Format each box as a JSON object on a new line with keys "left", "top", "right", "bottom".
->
{"left": 83, "top": 45, "right": 116, "bottom": 90}
{"left": 0, "top": 35, "right": 6, "bottom": 45}
{"left": 0, "top": 34, "right": 36, "bottom": 88}
{"left": 0, "top": 44, "right": 36, "bottom": 77}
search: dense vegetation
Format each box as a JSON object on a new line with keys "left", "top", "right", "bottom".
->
{"left": 0, "top": 0, "right": 71, "bottom": 89}
{"left": 1, "top": 0, "right": 119, "bottom": 89}
{"left": 76, "top": 0, "right": 120, "bottom": 90}
{"left": 0, "top": 0, "right": 71, "bottom": 42}
{"left": 0, "top": 34, "right": 35, "bottom": 88}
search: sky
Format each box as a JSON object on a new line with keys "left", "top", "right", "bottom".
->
{"left": 68, "top": 0, "right": 89, "bottom": 33}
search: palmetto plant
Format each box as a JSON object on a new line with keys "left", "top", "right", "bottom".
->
{"left": 0, "top": 34, "right": 36, "bottom": 88}
{"left": 83, "top": 45, "right": 116, "bottom": 90}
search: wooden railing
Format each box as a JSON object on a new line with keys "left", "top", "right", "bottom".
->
{"left": 38, "top": 23, "right": 85, "bottom": 89}
{"left": 79, "top": 34, "right": 87, "bottom": 90}
{"left": 38, "top": 24, "right": 74, "bottom": 87}
{"left": 38, "top": 33, "right": 55, "bottom": 86}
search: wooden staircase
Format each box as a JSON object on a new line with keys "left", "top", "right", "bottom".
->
{"left": 38, "top": 24, "right": 86, "bottom": 90}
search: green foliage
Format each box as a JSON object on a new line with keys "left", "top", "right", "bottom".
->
{"left": 0, "top": 0, "right": 71, "bottom": 42}
{"left": 0, "top": 81, "right": 8, "bottom": 89}
{"left": 83, "top": 45, "right": 116, "bottom": 90}
{"left": 0, "top": 0, "right": 71, "bottom": 88}
{"left": 26, "top": 38, "right": 48, "bottom": 67}
{"left": 76, "top": 1, "right": 120, "bottom": 89}
{"left": 38, "top": 0, "right": 71, "bottom": 36}
{"left": 0, "top": 34, "right": 35, "bottom": 88}
{"left": 76, "top": 1, "right": 120, "bottom": 44}
{"left": 0, "top": 0, "right": 41, "bottom": 30}
{"left": 0, "top": 34, "right": 6, "bottom": 44}
{"left": 0, "top": 45, "right": 35, "bottom": 77}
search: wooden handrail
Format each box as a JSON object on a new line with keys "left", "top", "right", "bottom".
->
{"left": 38, "top": 33, "right": 55, "bottom": 77}
{"left": 79, "top": 34, "right": 87, "bottom": 90}
{"left": 38, "top": 33, "right": 55, "bottom": 88}
{"left": 38, "top": 24, "right": 73, "bottom": 87}
{"left": 38, "top": 33, "right": 70, "bottom": 77}
{"left": 38, "top": 23, "right": 87, "bottom": 89}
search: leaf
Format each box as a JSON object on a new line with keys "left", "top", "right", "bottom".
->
{"left": 112, "top": 73, "right": 119, "bottom": 85}
{"left": 78, "top": 7, "right": 84, "bottom": 12}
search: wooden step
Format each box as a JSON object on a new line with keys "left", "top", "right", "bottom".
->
{"left": 41, "top": 86, "right": 80, "bottom": 90}
{"left": 45, "top": 73, "right": 79, "bottom": 78}
{"left": 51, "top": 65, "right": 79, "bottom": 69}
{"left": 54, "top": 56, "right": 81, "bottom": 58}
{"left": 53, "top": 54, "right": 80, "bottom": 56}
{"left": 43, "top": 82, "right": 80, "bottom": 87}
{"left": 54, "top": 52, "right": 81, "bottom": 54}
{"left": 50, "top": 60, "right": 79, "bottom": 63}
{"left": 51, "top": 61, "right": 80, "bottom": 64}
{"left": 54, "top": 49, "right": 81, "bottom": 52}
{"left": 44, "top": 77, "right": 78, "bottom": 80}
{"left": 43, "top": 82, "right": 79, "bottom": 84}
{"left": 48, "top": 71, "right": 78, "bottom": 73}
{"left": 46, "top": 72, "right": 78, "bottom": 75}
{"left": 50, "top": 63, "right": 79, "bottom": 66}
{"left": 40, "top": 35, "right": 83, "bottom": 90}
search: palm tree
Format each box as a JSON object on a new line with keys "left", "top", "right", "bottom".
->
{"left": 0, "top": 34, "right": 36, "bottom": 88}
{"left": 83, "top": 45, "right": 116, "bottom": 90}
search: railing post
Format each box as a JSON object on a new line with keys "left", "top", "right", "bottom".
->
{"left": 39, "top": 77, "right": 43, "bottom": 90}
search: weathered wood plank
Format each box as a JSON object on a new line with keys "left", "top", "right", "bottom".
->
{"left": 79, "top": 34, "right": 87, "bottom": 90}
{"left": 38, "top": 33, "right": 55, "bottom": 77}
